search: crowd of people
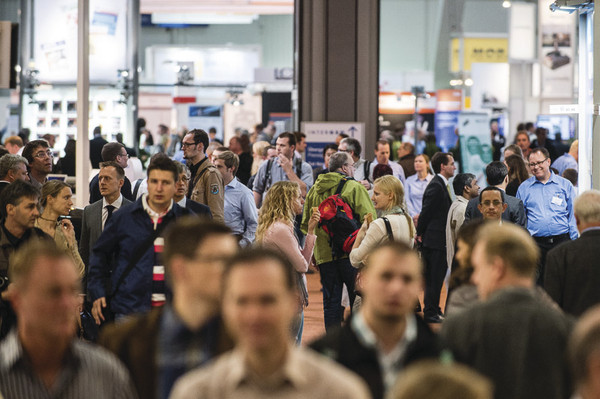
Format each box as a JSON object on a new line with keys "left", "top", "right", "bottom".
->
{"left": 0, "top": 121, "right": 598, "bottom": 399}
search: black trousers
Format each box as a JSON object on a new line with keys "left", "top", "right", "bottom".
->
{"left": 423, "top": 246, "right": 448, "bottom": 317}
{"left": 535, "top": 233, "right": 571, "bottom": 286}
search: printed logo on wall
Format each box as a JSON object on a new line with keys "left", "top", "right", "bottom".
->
{"left": 301, "top": 122, "right": 365, "bottom": 169}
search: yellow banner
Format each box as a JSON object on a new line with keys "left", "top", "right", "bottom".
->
{"left": 450, "top": 38, "right": 508, "bottom": 72}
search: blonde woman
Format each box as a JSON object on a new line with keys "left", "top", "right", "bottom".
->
{"left": 251, "top": 141, "right": 271, "bottom": 177}
{"left": 35, "top": 181, "right": 85, "bottom": 277}
{"left": 256, "top": 181, "right": 319, "bottom": 344}
{"left": 350, "top": 175, "right": 415, "bottom": 268}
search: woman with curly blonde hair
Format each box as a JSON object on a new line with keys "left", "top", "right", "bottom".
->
{"left": 350, "top": 175, "right": 415, "bottom": 268}
{"left": 255, "top": 181, "right": 320, "bottom": 344}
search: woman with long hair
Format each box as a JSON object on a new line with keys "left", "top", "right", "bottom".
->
{"left": 35, "top": 181, "right": 85, "bottom": 277}
{"left": 350, "top": 175, "right": 415, "bottom": 268}
{"left": 404, "top": 154, "right": 433, "bottom": 225}
{"left": 255, "top": 181, "right": 320, "bottom": 344}
{"left": 445, "top": 220, "right": 485, "bottom": 316}
{"left": 505, "top": 154, "right": 530, "bottom": 197}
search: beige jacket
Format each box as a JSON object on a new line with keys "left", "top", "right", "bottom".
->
{"left": 190, "top": 159, "right": 225, "bottom": 223}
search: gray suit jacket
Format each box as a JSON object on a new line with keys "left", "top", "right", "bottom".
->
{"left": 79, "top": 198, "right": 132, "bottom": 269}
{"left": 464, "top": 191, "right": 527, "bottom": 228}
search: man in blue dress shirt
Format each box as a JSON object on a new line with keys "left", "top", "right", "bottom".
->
{"left": 517, "top": 147, "right": 578, "bottom": 285}
{"left": 215, "top": 151, "right": 258, "bottom": 247}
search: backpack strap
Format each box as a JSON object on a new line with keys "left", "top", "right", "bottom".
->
{"left": 263, "top": 159, "right": 274, "bottom": 191}
{"left": 132, "top": 178, "right": 143, "bottom": 199}
{"left": 382, "top": 216, "right": 394, "bottom": 241}
{"left": 363, "top": 161, "right": 371, "bottom": 182}
{"left": 335, "top": 176, "right": 350, "bottom": 195}
{"left": 295, "top": 157, "right": 303, "bottom": 179}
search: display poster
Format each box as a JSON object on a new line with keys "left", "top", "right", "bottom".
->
{"left": 450, "top": 37, "right": 508, "bottom": 72}
{"left": 33, "top": 0, "right": 127, "bottom": 82}
{"left": 470, "top": 63, "right": 509, "bottom": 111}
{"left": 188, "top": 105, "right": 223, "bottom": 139}
{"left": 434, "top": 89, "right": 462, "bottom": 152}
{"left": 301, "top": 122, "right": 365, "bottom": 169}
{"left": 539, "top": 0, "right": 576, "bottom": 98}
{"left": 458, "top": 113, "right": 492, "bottom": 186}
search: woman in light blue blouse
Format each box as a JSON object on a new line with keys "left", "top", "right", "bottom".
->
{"left": 404, "top": 154, "right": 433, "bottom": 226}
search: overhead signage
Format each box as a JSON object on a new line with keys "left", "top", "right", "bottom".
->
{"left": 301, "top": 121, "right": 364, "bottom": 169}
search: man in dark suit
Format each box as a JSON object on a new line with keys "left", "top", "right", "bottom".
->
{"left": 442, "top": 223, "right": 572, "bottom": 399}
{"left": 464, "top": 161, "right": 527, "bottom": 228}
{"left": 545, "top": 190, "right": 600, "bottom": 316}
{"left": 416, "top": 152, "right": 456, "bottom": 323}
{"left": 80, "top": 161, "right": 132, "bottom": 269}
{"left": 89, "top": 126, "right": 108, "bottom": 169}
{"left": 89, "top": 142, "right": 134, "bottom": 203}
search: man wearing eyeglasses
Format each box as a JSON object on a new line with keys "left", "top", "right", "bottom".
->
{"left": 478, "top": 187, "right": 507, "bottom": 223}
{"left": 89, "top": 142, "right": 135, "bottom": 203}
{"left": 517, "top": 147, "right": 578, "bottom": 285}
{"left": 21, "top": 139, "right": 54, "bottom": 190}
{"left": 182, "top": 129, "right": 224, "bottom": 223}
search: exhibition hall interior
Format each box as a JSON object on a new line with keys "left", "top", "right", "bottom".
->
{"left": 0, "top": 1, "right": 599, "bottom": 399}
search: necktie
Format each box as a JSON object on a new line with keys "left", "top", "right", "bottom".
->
{"left": 106, "top": 205, "right": 115, "bottom": 223}
{"left": 446, "top": 183, "right": 452, "bottom": 197}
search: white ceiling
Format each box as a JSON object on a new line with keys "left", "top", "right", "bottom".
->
{"left": 140, "top": 0, "right": 294, "bottom": 15}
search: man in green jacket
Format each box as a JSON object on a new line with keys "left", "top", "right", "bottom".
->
{"left": 301, "top": 151, "right": 375, "bottom": 331}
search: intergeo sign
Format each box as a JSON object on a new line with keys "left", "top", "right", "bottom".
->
{"left": 301, "top": 122, "right": 365, "bottom": 169}
{"left": 301, "top": 122, "right": 364, "bottom": 142}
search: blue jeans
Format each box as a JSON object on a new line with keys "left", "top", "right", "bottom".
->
{"left": 318, "top": 258, "right": 357, "bottom": 331}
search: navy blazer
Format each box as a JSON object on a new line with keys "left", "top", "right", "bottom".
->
{"left": 185, "top": 199, "right": 213, "bottom": 218}
{"left": 416, "top": 175, "right": 452, "bottom": 250}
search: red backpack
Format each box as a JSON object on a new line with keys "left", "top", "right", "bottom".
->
{"left": 318, "top": 177, "right": 361, "bottom": 258}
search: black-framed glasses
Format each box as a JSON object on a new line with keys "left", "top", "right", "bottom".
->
{"left": 528, "top": 158, "right": 548, "bottom": 168}
{"left": 181, "top": 141, "right": 197, "bottom": 148}
{"left": 33, "top": 150, "right": 53, "bottom": 159}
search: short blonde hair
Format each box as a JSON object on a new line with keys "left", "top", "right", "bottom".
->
{"left": 388, "top": 360, "right": 493, "bottom": 399}
{"left": 8, "top": 239, "right": 71, "bottom": 289}
{"left": 478, "top": 223, "right": 539, "bottom": 277}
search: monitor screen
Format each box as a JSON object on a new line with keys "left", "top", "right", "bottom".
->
{"left": 536, "top": 115, "right": 575, "bottom": 141}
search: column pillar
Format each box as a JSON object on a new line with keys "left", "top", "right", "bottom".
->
{"left": 295, "top": 0, "right": 379, "bottom": 151}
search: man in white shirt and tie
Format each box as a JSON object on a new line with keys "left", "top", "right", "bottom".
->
{"left": 79, "top": 161, "right": 132, "bottom": 269}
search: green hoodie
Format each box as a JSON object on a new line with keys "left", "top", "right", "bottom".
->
{"left": 301, "top": 172, "right": 376, "bottom": 265}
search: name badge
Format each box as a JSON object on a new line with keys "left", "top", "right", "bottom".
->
{"left": 551, "top": 195, "right": 563, "bottom": 206}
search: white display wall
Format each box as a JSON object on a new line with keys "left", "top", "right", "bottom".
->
{"left": 33, "top": 0, "right": 127, "bottom": 83}
{"left": 22, "top": 87, "right": 127, "bottom": 154}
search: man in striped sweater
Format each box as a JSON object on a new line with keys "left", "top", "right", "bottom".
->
{"left": 88, "top": 154, "right": 192, "bottom": 324}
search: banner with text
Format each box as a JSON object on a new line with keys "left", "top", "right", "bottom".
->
{"left": 301, "top": 122, "right": 365, "bottom": 169}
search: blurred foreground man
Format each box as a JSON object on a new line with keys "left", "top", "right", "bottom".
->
{"left": 442, "top": 223, "right": 572, "bottom": 399}
{"left": 100, "top": 218, "right": 237, "bottom": 399}
{"left": 568, "top": 305, "right": 600, "bottom": 399}
{"left": 311, "top": 242, "right": 441, "bottom": 399}
{"left": 170, "top": 248, "right": 371, "bottom": 399}
{"left": 0, "top": 240, "right": 136, "bottom": 398}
